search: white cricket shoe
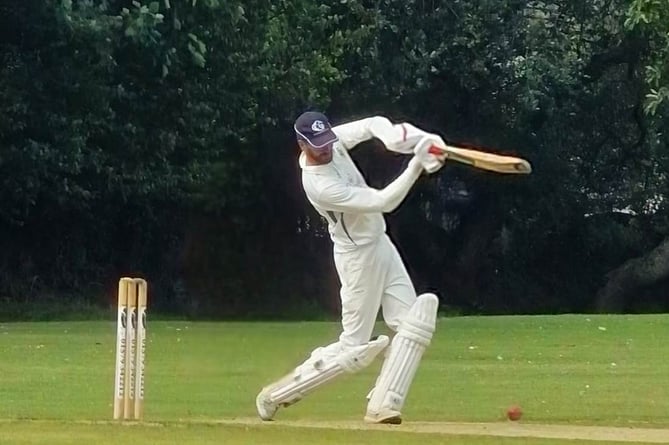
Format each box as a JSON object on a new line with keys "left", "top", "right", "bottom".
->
{"left": 255, "top": 387, "right": 278, "bottom": 421}
{"left": 364, "top": 409, "right": 402, "bottom": 425}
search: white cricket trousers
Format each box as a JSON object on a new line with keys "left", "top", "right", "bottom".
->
{"left": 334, "top": 234, "right": 417, "bottom": 347}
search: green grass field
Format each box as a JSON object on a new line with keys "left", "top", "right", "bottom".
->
{"left": 1, "top": 314, "right": 668, "bottom": 444}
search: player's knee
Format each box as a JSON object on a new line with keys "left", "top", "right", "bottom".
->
{"left": 381, "top": 303, "right": 412, "bottom": 333}
{"left": 385, "top": 293, "right": 439, "bottom": 335}
{"left": 337, "top": 336, "right": 389, "bottom": 372}
{"left": 383, "top": 316, "right": 402, "bottom": 333}
{"left": 397, "top": 293, "right": 439, "bottom": 344}
{"left": 408, "top": 293, "right": 439, "bottom": 321}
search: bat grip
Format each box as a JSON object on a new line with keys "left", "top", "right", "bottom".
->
{"left": 428, "top": 145, "right": 444, "bottom": 156}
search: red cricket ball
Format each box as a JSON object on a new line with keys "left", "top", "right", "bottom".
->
{"left": 507, "top": 405, "right": 522, "bottom": 421}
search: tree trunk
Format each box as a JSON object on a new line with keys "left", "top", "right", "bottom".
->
{"left": 595, "top": 236, "right": 669, "bottom": 312}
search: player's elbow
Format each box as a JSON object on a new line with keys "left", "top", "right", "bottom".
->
{"left": 381, "top": 202, "right": 402, "bottom": 213}
{"left": 367, "top": 116, "right": 392, "bottom": 126}
{"left": 377, "top": 194, "right": 402, "bottom": 213}
{"left": 366, "top": 116, "right": 393, "bottom": 137}
{"left": 359, "top": 190, "right": 397, "bottom": 213}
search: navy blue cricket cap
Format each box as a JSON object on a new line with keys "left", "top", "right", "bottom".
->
{"left": 294, "top": 111, "right": 338, "bottom": 149}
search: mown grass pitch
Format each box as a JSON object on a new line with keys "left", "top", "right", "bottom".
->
{"left": 0, "top": 314, "right": 668, "bottom": 444}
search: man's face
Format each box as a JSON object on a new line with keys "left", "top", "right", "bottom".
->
{"left": 298, "top": 139, "right": 333, "bottom": 164}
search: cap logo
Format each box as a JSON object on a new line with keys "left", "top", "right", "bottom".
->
{"left": 311, "top": 120, "right": 326, "bottom": 133}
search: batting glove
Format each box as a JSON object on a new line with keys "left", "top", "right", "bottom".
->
{"left": 414, "top": 135, "right": 447, "bottom": 174}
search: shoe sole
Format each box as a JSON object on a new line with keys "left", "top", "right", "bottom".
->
{"left": 364, "top": 414, "right": 402, "bottom": 425}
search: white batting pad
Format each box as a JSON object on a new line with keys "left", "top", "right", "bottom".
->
{"left": 265, "top": 335, "right": 389, "bottom": 407}
{"left": 365, "top": 293, "right": 439, "bottom": 421}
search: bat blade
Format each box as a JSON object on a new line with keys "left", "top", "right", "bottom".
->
{"left": 428, "top": 145, "right": 532, "bottom": 174}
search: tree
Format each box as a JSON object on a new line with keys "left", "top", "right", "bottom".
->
{"left": 593, "top": 0, "right": 669, "bottom": 311}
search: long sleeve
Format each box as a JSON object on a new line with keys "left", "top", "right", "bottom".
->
{"left": 332, "top": 116, "right": 432, "bottom": 154}
{"left": 312, "top": 157, "right": 423, "bottom": 214}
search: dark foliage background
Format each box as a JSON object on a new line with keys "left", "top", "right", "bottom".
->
{"left": 1, "top": 0, "right": 668, "bottom": 319}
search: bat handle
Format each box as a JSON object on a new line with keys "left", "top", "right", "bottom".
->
{"left": 428, "top": 145, "right": 444, "bottom": 156}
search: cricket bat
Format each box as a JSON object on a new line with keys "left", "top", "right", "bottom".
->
{"left": 428, "top": 144, "right": 532, "bottom": 174}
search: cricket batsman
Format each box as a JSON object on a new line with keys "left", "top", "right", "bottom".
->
{"left": 255, "top": 111, "right": 447, "bottom": 424}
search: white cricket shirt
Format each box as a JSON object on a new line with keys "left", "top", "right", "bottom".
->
{"left": 299, "top": 117, "right": 429, "bottom": 252}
